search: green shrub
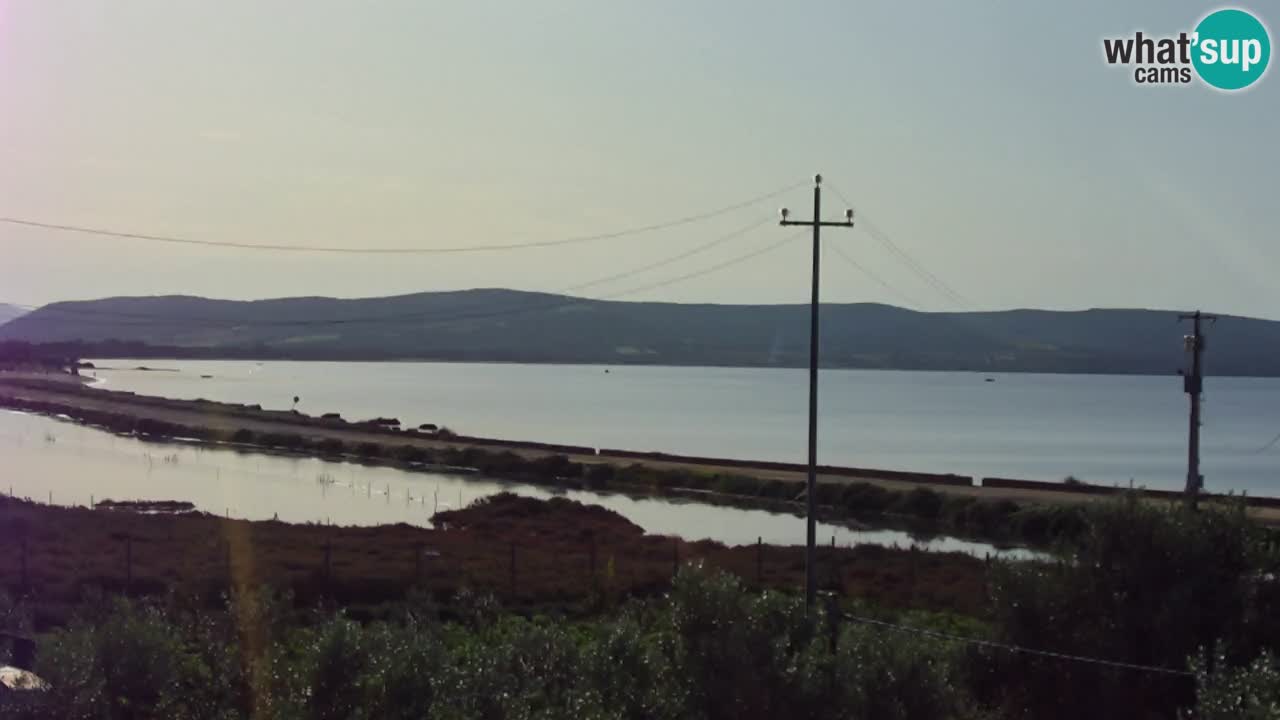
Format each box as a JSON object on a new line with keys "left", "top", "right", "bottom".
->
{"left": 1191, "top": 649, "right": 1280, "bottom": 720}
{"left": 584, "top": 463, "right": 615, "bottom": 488}
{"left": 36, "top": 598, "right": 238, "bottom": 719}
{"left": 833, "top": 622, "right": 966, "bottom": 720}
{"left": 712, "top": 473, "right": 760, "bottom": 496}
{"left": 614, "top": 463, "right": 664, "bottom": 487}
{"left": 988, "top": 499, "right": 1269, "bottom": 719}
{"left": 894, "top": 488, "right": 944, "bottom": 520}
{"left": 841, "top": 483, "right": 895, "bottom": 515}
{"left": 259, "top": 432, "right": 306, "bottom": 449}
{"left": 757, "top": 478, "right": 799, "bottom": 500}
{"left": 952, "top": 499, "right": 1020, "bottom": 538}
{"left": 473, "top": 450, "right": 527, "bottom": 475}
{"left": 314, "top": 437, "right": 345, "bottom": 456}
{"left": 531, "top": 454, "right": 582, "bottom": 480}
{"left": 394, "top": 444, "right": 428, "bottom": 464}
{"left": 269, "top": 616, "right": 371, "bottom": 720}
{"left": 813, "top": 483, "right": 844, "bottom": 505}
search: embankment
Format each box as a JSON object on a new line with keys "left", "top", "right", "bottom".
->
{"left": 2, "top": 373, "right": 1273, "bottom": 547}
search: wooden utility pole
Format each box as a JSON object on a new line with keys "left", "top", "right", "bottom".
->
{"left": 780, "top": 174, "right": 854, "bottom": 610}
{"left": 1179, "top": 310, "right": 1216, "bottom": 509}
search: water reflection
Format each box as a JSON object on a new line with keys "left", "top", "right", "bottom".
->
{"left": 0, "top": 411, "right": 1034, "bottom": 559}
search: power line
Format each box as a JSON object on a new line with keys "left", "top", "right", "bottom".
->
{"left": 1, "top": 225, "right": 797, "bottom": 330}
{"left": 841, "top": 612, "right": 1194, "bottom": 677}
{"left": 0, "top": 180, "right": 805, "bottom": 255}
{"left": 607, "top": 229, "right": 803, "bottom": 298}
{"left": 862, "top": 218, "right": 969, "bottom": 307}
{"left": 824, "top": 237, "right": 923, "bottom": 309}
{"left": 563, "top": 216, "right": 772, "bottom": 293}
{"left": 827, "top": 183, "right": 971, "bottom": 308}
{"left": 379, "top": 229, "right": 801, "bottom": 330}
{"left": 1252, "top": 430, "right": 1280, "bottom": 454}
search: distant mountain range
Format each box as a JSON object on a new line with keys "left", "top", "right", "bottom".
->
{"left": 0, "top": 289, "right": 1276, "bottom": 375}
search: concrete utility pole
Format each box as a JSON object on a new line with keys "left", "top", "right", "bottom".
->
{"left": 780, "top": 174, "right": 854, "bottom": 610}
{"left": 1179, "top": 310, "right": 1216, "bottom": 509}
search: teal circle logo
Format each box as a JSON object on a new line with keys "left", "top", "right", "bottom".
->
{"left": 1192, "top": 8, "right": 1271, "bottom": 90}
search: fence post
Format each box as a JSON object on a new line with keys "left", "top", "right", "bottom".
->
{"left": 509, "top": 542, "right": 516, "bottom": 599}
{"left": 323, "top": 540, "right": 332, "bottom": 589}
{"left": 672, "top": 537, "right": 679, "bottom": 578}
{"left": 756, "top": 536, "right": 763, "bottom": 584}
{"left": 830, "top": 535, "right": 839, "bottom": 591}
{"left": 125, "top": 534, "right": 133, "bottom": 594}
{"left": 909, "top": 545, "right": 918, "bottom": 606}
{"left": 825, "top": 591, "right": 839, "bottom": 652}
{"left": 224, "top": 539, "right": 232, "bottom": 587}
{"left": 589, "top": 533, "right": 598, "bottom": 594}
{"left": 415, "top": 543, "right": 424, "bottom": 585}
{"left": 20, "top": 534, "right": 28, "bottom": 589}
{"left": 824, "top": 591, "right": 840, "bottom": 697}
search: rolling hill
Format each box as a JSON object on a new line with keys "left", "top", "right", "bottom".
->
{"left": 1, "top": 289, "right": 1276, "bottom": 375}
{"left": 0, "top": 303, "right": 27, "bottom": 326}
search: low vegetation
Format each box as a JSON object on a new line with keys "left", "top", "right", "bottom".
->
{"left": 0, "top": 493, "right": 991, "bottom": 627}
{"left": 3, "top": 495, "right": 1280, "bottom": 719}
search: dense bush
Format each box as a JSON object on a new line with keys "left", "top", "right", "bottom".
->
{"left": 530, "top": 453, "right": 582, "bottom": 480}
{"left": 393, "top": 444, "right": 429, "bottom": 464}
{"left": 840, "top": 482, "right": 895, "bottom": 514}
{"left": 613, "top": 463, "right": 666, "bottom": 488}
{"left": 985, "top": 499, "right": 1277, "bottom": 719}
{"left": 583, "top": 462, "right": 616, "bottom": 488}
{"left": 5, "top": 566, "right": 968, "bottom": 720}
{"left": 757, "top": 478, "right": 799, "bottom": 500}
{"left": 6, "top": 514, "right": 1280, "bottom": 720}
{"left": 712, "top": 473, "right": 760, "bottom": 496}
{"left": 313, "top": 437, "right": 345, "bottom": 456}
{"left": 1008, "top": 503, "right": 1087, "bottom": 545}
{"left": 258, "top": 432, "right": 307, "bottom": 450}
{"left": 471, "top": 450, "right": 531, "bottom": 476}
{"left": 33, "top": 597, "right": 245, "bottom": 719}
{"left": 894, "top": 487, "right": 944, "bottom": 520}
{"left": 1190, "top": 649, "right": 1280, "bottom": 720}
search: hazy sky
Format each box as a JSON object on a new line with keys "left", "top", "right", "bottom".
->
{"left": 1, "top": 1, "right": 1276, "bottom": 316}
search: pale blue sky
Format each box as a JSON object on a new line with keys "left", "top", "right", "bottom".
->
{"left": 0, "top": 1, "right": 1276, "bottom": 316}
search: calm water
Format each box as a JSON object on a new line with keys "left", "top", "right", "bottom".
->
{"left": 88, "top": 360, "right": 1280, "bottom": 495}
{"left": 1, "top": 411, "right": 1026, "bottom": 557}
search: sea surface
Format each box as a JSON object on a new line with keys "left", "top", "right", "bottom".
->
{"left": 85, "top": 360, "right": 1280, "bottom": 496}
